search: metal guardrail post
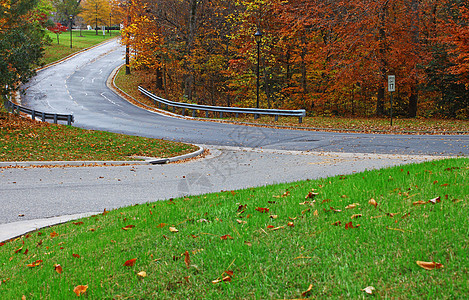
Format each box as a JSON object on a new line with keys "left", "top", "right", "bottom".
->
{"left": 32, "top": 110, "right": 36, "bottom": 120}
{"left": 67, "top": 115, "right": 72, "bottom": 126}
{"left": 41, "top": 112, "right": 46, "bottom": 122}
{"left": 53, "top": 114, "right": 58, "bottom": 124}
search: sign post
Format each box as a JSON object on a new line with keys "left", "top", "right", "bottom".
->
{"left": 388, "top": 75, "right": 395, "bottom": 126}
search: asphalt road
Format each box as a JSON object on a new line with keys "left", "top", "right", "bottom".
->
{"left": 20, "top": 39, "right": 469, "bottom": 156}
{"left": 0, "top": 39, "right": 466, "bottom": 240}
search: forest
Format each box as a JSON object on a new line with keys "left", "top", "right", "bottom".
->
{"left": 116, "top": 0, "right": 469, "bottom": 119}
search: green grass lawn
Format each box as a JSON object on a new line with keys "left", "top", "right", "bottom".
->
{"left": 0, "top": 109, "right": 197, "bottom": 162}
{"left": 1, "top": 158, "right": 467, "bottom": 298}
{"left": 42, "top": 30, "right": 120, "bottom": 65}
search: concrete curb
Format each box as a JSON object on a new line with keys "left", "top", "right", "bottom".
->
{"left": 0, "top": 145, "right": 204, "bottom": 168}
{"left": 0, "top": 212, "right": 100, "bottom": 243}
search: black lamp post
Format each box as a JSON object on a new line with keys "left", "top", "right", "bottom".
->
{"left": 69, "top": 15, "right": 73, "bottom": 48}
{"left": 109, "top": 12, "right": 112, "bottom": 36}
{"left": 254, "top": 30, "right": 262, "bottom": 118}
{"left": 95, "top": 3, "right": 98, "bottom": 35}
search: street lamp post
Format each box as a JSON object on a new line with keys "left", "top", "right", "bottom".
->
{"left": 109, "top": 12, "right": 112, "bottom": 36}
{"left": 95, "top": 3, "right": 98, "bottom": 35}
{"left": 254, "top": 30, "right": 262, "bottom": 119}
{"left": 69, "top": 15, "right": 73, "bottom": 49}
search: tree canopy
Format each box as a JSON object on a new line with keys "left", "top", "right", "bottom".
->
{"left": 119, "top": 0, "right": 469, "bottom": 119}
{"left": 0, "top": 0, "right": 48, "bottom": 97}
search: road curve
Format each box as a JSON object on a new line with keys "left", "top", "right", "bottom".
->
{"left": 21, "top": 39, "right": 469, "bottom": 156}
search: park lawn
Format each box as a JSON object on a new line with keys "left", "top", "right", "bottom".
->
{"left": 42, "top": 30, "right": 120, "bottom": 65}
{"left": 0, "top": 158, "right": 467, "bottom": 298}
{"left": 114, "top": 68, "right": 469, "bottom": 134}
{"left": 0, "top": 109, "right": 197, "bottom": 162}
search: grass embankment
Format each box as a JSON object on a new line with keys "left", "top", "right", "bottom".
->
{"left": 0, "top": 109, "right": 197, "bottom": 162}
{"left": 115, "top": 69, "right": 469, "bottom": 134}
{"left": 42, "top": 30, "right": 119, "bottom": 65}
{"left": 0, "top": 158, "right": 467, "bottom": 298}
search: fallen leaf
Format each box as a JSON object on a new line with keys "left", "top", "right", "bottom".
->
{"left": 14, "top": 246, "right": 23, "bottom": 254}
{"left": 220, "top": 234, "right": 234, "bottom": 240}
{"left": 122, "top": 225, "right": 135, "bottom": 230}
{"left": 157, "top": 223, "right": 167, "bottom": 228}
{"left": 22, "top": 295, "right": 26, "bottom": 300}
{"left": 124, "top": 258, "right": 137, "bottom": 267}
{"left": 305, "top": 191, "right": 319, "bottom": 199}
{"left": 267, "top": 225, "right": 275, "bottom": 228}
{"left": 73, "top": 285, "right": 88, "bottom": 296}
{"left": 269, "top": 215, "right": 278, "bottom": 219}
{"left": 345, "top": 221, "right": 360, "bottom": 229}
{"left": 102, "top": 208, "right": 109, "bottom": 216}
{"left": 244, "top": 241, "right": 252, "bottom": 246}
{"left": 413, "top": 200, "right": 427, "bottom": 205}
{"left": 50, "top": 231, "right": 58, "bottom": 238}
{"left": 428, "top": 196, "right": 441, "bottom": 204}
{"left": 236, "top": 219, "right": 247, "bottom": 224}
{"left": 169, "top": 227, "right": 179, "bottom": 233}
{"left": 369, "top": 198, "right": 378, "bottom": 208}
{"left": 137, "top": 271, "right": 147, "bottom": 278}
{"left": 73, "top": 222, "right": 84, "bottom": 225}
{"left": 255, "top": 207, "right": 269, "bottom": 213}
{"left": 54, "top": 264, "right": 63, "bottom": 274}
{"left": 222, "top": 275, "right": 232, "bottom": 282}
{"left": 362, "top": 286, "right": 375, "bottom": 295}
{"left": 351, "top": 214, "right": 362, "bottom": 219}
{"left": 332, "top": 221, "right": 341, "bottom": 226}
{"left": 72, "top": 254, "right": 80, "bottom": 258}
{"left": 237, "top": 204, "right": 247, "bottom": 212}
{"left": 27, "top": 260, "right": 43, "bottom": 268}
{"left": 184, "top": 251, "right": 190, "bottom": 268}
{"left": 330, "top": 207, "right": 341, "bottom": 212}
{"left": 225, "top": 270, "right": 234, "bottom": 277}
{"left": 345, "top": 203, "right": 359, "bottom": 209}
{"left": 212, "top": 279, "right": 222, "bottom": 284}
{"left": 287, "top": 222, "right": 294, "bottom": 227}
{"left": 313, "top": 209, "right": 319, "bottom": 216}
{"left": 271, "top": 226, "right": 285, "bottom": 231}
{"left": 197, "top": 219, "right": 210, "bottom": 223}
{"left": 416, "top": 261, "right": 444, "bottom": 270}
{"left": 302, "top": 283, "right": 313, "bottom": 297}
{"left": 301, "top": 208, "right": 310, "bottom": 214}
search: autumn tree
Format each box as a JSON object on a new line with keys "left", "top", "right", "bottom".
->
{"left": 79, "top": 0, "right": 110, "bottom": 34}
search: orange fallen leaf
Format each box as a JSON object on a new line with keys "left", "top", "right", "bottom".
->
{"left": 305, "top": 191, "right": 318, "bottom": 199}
{"left": 332, "top": 221, "right": 341, "bottom": 226}
{"left": 269, "top": 215, "right": 278, "bottom": 219}
{"left": 222, "top": 275, "right": 232, "bottom": 282}
{"left": 14, "top": 246, "right": 23, "bottom": 254}
{"left": 416, "top": 261, "right": 444, "bottom": 270}
{"left": 302, "top": 283, "right": 313, "bottom": 297}
{"left": 50, "top": 231, "right": 58, "bottom": 238}
{"left": 287, "top": 222, "right": 294, "bottom": 227}
{"left": 345, "top": 203, "right": 359, "bottom": 209}
{"left": 225, "top": 270, "right": 234, "bottom": 277}
{"left": 157, "top": 223, "right": 166, "bottom": 228}
{"left": 73, "top": 222, "right": 84, "bottom": 225}
{"left": 184, "top": 251, "right": 190, "bottom": 268}
{"left": 236, "top": 219, "right": 247, "bottom": 224}
{"left": 413, "top": 200, "right": 427, "bottom": 205}
{"left": 345, "top": 221, "right": 360, "bottom": 229}
{"left": 351, "top": 214, "right": 362, "bottom": 219}
{"left": 124, "top": 258, "right": 137, "bottom": 267}
{"left": 54, "top": 264, "right": 63, "bottom": 274}
{"left": 27, "top": 260, "right": 43, "bottom": 268}
{"left": 255, "top": 207, "right": 269, "bottom": 213}
{"left": 369, "top": 198, "right": 378, "bottom": 208}
{"left": 267, "top": 225, "right": 275, "bottom": 229}
{"left": 73, "top": 285, "right": 88, "bottom": 296}
{"left": 313, "top": 209, "right": 319, "bottom": 216}
{"left": 122, "top": 225, "right": 135, "bottom": 230}
{"left": 244, "top": 241, "right": 252, "bottom": 246}
{"left": 102, "top": 208, "right": 109, "bottom": 216}
{"left": 220, "top": 234, "right": 234, "bottom": 240}
{"left": 72, "top": 253, "right": 80, "bottom": 258}
{"left": 271, "top": 226, "right": 284, "bottom": 231}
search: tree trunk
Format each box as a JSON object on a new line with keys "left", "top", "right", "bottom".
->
{"left": 408, "top": 90, "right": 418, "bottom": 117}
{"left": 376, "top": 1, "right": 388, "bottom": 116}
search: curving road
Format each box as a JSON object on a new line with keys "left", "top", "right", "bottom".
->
{"left": 21, "top": 39, "right": 469, "bottom": 156}
{"left": 0, "top": 39, "right": 467, "bottom": 241}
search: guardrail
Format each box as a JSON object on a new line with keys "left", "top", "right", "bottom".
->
{"left": 138, "top": 86, "right": 306, "bottom": 123}
{"left": 3, "top": 99, "right": 74, "bottom": 126}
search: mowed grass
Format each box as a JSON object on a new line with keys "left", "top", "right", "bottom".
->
{"left": 0, "top": 109, "right": 197, "bottom": 162}
{"left": 114, "top": 69, "right": 469, "bottom": 134}
{"left": 42, "top": 30, "right": 119, "bottom": 65}
{"left": 0, "top": 158, "right": 467, "bottom": 298}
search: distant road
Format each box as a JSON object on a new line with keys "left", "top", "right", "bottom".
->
{"left": 21, "top": 39, "right": 468, "bottom": 155}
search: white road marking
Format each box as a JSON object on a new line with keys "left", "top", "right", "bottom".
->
{"left": 101, "top": 92, "right": 121, "bottom": 107}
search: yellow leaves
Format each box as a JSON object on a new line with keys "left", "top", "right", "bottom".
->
{"left": 301, "top": 284, "right": 313, "bottom": 297}
{"left": 50, "top": 231, "right": 58, "bottom": 238}
{"left": 122, "top": 225, "right": 135, "bottom": 230}
{"left": 137, "top": 271, "right": 147, "bottom": 278}
{"left": 369, "top": 198, "right": 378, "bottom": 208}
{"left": 416, "top": 261, "right": 444, "bottom": 270}
{"left": 169, "top": 227, "right": 179, "bottom": 233}
{"left": 27, "top": 260, "right": 42, "bottom": 268}
{"left": 73, "top": 285, "right": 88, "bottom": 296}
{"left": 184, "top": 251, "right": 190, "bottom": 268}
{"left": 345, "top": 203, "right": 359, "bottom": 209}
